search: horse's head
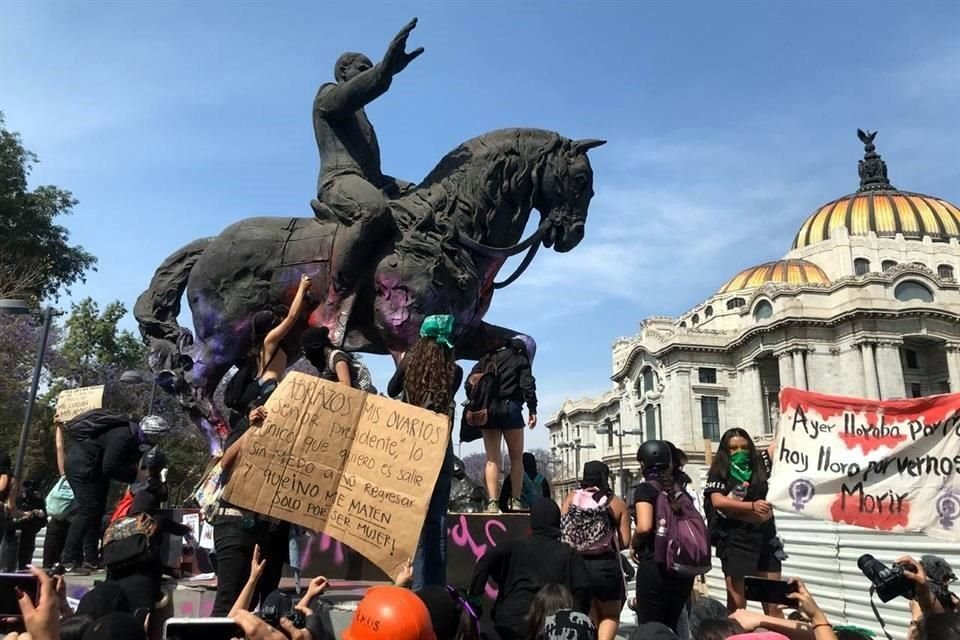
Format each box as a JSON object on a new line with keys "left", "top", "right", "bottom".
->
{"left": 534, "top": 137, "right": 605, "bottom": 253}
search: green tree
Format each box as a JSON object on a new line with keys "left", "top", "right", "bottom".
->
{"left": 0, "top": 111, "right": 96, "bottom": 300}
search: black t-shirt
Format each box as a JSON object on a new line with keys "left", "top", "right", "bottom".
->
{"left": 704, "top": 450, "right": 774, "bottom": 534}
{"left": 321, "top": 350, "right": 351, "bottom": 383}
{"left": 631, "top": 482, "right": 660, "bottom": 563}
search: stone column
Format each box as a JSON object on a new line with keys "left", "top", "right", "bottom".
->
{"left": 777, "top": 351, "right": 796, "bottom": 390}
{"left": 792, "top": 350, "right": 808, "bottom": 390}
{"left": 859, "top": 342, "right": 880, "bottom": 400}
{"left": 947, "top": 345, "right": 960, "bottom": 394}
{"left": 675, "top": 368, "right": 696, "bottom": 446}
{"left": 739, "top": 364, "right": 765, "bottom": 432}
{"left": 875, "top": 341, "right": 906, "bottom": 399}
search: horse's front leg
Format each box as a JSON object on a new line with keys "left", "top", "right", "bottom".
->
{"left": 456, "top": 321, "right": 533, "bottom": 362}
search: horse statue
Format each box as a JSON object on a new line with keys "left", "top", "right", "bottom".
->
{"left": 134, "top": 128, "right": 603, "bottom": 454}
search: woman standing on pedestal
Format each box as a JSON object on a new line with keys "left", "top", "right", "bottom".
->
{"left": 469, "top": 336, "right": 538, "bottom": 513}
{"left": 704, "top": 427, "right": 784, "bottom": 615}
{"left": 388, "top": 314, "right": 462, "bottom": 589}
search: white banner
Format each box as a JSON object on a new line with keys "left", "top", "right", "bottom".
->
{"left": 769, "top": 388, "right": 960, "bottom": 540}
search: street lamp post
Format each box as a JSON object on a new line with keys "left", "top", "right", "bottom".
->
{"left": 120, "top": 369, "right": 158, "bottom": 415}
{"left": 0, "top": 300, "right": 58, "bottom": 484}
{"left": 596, "top": 424, "right": 644, "bottom": 498}
{"left": 571, "top": 439, "right": 597, "bottom": 479}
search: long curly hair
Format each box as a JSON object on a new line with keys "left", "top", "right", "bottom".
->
{"left": 403, "top": 337, "right": 457, "bottom": 413}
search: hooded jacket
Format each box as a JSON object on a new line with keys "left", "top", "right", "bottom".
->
{"left": 469, "top": 344, "right": 538, "bottom": 413}
{"left": 64, "top": 410, "right": 142, "bottom": 483}
{"left": 468, "top": 500, "right": 591, "bottom": 631}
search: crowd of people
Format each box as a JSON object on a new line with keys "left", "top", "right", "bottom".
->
{"left": 1, "top": 312, "right": 957, "bottom": 640}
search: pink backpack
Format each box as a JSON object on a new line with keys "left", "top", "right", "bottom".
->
{"left": 561, "top": 488, "right": 616, "bottom": 555}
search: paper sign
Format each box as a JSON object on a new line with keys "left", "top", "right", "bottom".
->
{"left": 768, "top": 388, "right": 960, "bottom": 540}
{"left": 182, "top": 513, "right": 200, "bottom": 539}
{"left": 198, "top": 522, "right": 215, "bottom": 551}
{"left": 55, "top": 386, "right": 104, "bottom": 423}
{"left": 222, "top": 372, "right": 450, "bottom": 577}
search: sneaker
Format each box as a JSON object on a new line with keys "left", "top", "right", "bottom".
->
{"left": 83, "top": 561, "right": 104, "bottom": 572}
{"left": 484, "top": 499, "right": 500, "bottom": 514}
{"left": 64, "top": 564, "right": 90, "bottom": 576}
{"left": 508, "top": 497, "right": 529, "bottom": 512}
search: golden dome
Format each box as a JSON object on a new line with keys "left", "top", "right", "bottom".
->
{"left": 719, "top": 259, "right": 830, "bottom": 294}
{"left": 793, "top": 130, "right": 960, "bottom": 249}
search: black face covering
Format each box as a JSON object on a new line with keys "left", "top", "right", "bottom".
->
{"left": 522, "top": 452, "right": 538, "bottom": 478}
{"left": 530, "top": 498, "right": 562, "bottom": 539}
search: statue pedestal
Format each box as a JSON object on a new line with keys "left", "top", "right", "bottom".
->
{"left": 298, "top": 512, "right": 531, "bottom": 588}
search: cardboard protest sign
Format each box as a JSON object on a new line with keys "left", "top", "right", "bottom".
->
{"left": 55, "top": 386, "right": 104, "bottom": 423}
{"left": 769, "top": 388, "right": 960, "bottom": 540}
{"left": 222, "top": 372, "right": 450, "bottom": 577}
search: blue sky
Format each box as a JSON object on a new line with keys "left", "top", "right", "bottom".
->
{"left": 3, "top": 1, "right": 959, "bottom": 454}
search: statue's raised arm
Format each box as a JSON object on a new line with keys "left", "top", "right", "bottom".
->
{"left": 314, "top": 18, "right": 424, "bottom": 116}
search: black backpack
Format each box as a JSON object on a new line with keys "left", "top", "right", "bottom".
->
{"left": 464, "top": 352, "right": 500, "bottom": 427}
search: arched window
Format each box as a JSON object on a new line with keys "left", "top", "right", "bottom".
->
{"left": 882, "top": 260, "right": 898, "bottom": 272}
{"left": 679, "top": 321, "right": 687, "bottom": 328}
{"left": 641, "top": 367, "right": 656, "bottom": 394}
{"left": 705, "top": 305, "right": 714, "bottom": 318}
{"left": 894, "top": 281, "right": 934, "bottom": 302}
{"left": 938, "top": 264, "right": 955, "bottom": 280}
{"left": 691, "top": 314, "right": 700, "bottom": 326}
{"left": 854, "top": 258, "right": 870, "bottom": 276}
{"left": 726, "top": 297, "right": 746, "bottom": 310}
{"left": 753, "top": 300, "right": 773, "bottom": 321}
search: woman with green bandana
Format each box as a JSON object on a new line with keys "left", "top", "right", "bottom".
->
{"left": 704, "top": 427, "right": 783, "bottom": 614}
{"left": 388, "top": 314, "right": 463, "bottom": 589}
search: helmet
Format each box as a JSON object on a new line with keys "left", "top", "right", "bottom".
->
{"left": 138, "top": 415, "right": 171, "bottom": 441}
{"left": 637, "top": 440, "right": 672, "bottom": 469}
{"left": 343, "top": 586, "right": 436, "bottom": 640}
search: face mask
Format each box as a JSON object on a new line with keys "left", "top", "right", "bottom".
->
{"left": 729, "top": 449, "right": 753, "bottom": 484}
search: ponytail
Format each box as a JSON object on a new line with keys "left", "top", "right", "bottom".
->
{"left": 655, "top": 466, "right": 682, "bottom": 515}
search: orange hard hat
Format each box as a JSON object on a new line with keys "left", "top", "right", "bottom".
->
{"left": 343, "top": 586, "right": 437, "bottom": 640}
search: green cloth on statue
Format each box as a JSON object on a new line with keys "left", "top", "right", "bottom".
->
{"left": 420, "top": 314, "right": 455, "bottom": 348}
{"left": 729, "top": 450, "right": 753, "bottom": 484}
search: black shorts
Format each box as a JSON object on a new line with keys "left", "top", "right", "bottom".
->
{"left": 717, "top": 526, "right": 782, "bottom": 579}
{"left": 582, "top": 552, "right": 625, "bottom": 603}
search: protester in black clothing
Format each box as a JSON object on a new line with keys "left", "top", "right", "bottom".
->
{"left": 470, "top": 336, "right": 538, "bottom": 512}
{"left": 632, "top": 441, "right": 695, "bottom": 633}
{"left": 60, "top": 410, "right": 171, "bottom": 574}
{"left": 106, "top": 446, "right": 191, "bottom": 612}
{"left": 469, "top": 498, "right": 591, "bottom": 640}
{"left": 704, "top": 427, "right": 781, "bottom": 614}
{"left": 211, "top": 402, "right": 289, "bottom": 616}
{"left": 561, "top": 461, "right": 630, "bottom": 640}
{"left": 499, "top": 452, "right": 551, "bottom": 513}
{"left": 1, "top": 477, "right": 47, "bottom": 570}
{"left": 0, "top": 451, "right": 10, "bottom": 558}
{"left": 387, "top": 315, "right": 462, "bottom": 590}
{"left": 301, "top": 325, "right": 353, "bottom": 386}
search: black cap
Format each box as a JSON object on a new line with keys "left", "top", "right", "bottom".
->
{"left": 637, "top": 440, "right": 672, "bottom": 468}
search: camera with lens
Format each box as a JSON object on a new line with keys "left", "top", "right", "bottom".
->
{"left": 259, "top": 590, "right": 306, "bottom": 633}
{"left": 858, "top": 553, "right": 917, "bottom": 602}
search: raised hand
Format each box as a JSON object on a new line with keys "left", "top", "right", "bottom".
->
{"left": 383, "top": 18, "right": 424, "bottom": 76}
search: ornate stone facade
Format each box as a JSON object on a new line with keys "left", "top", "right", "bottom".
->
{"left": 546, "top": 132, "right": 960, "bottom": 496}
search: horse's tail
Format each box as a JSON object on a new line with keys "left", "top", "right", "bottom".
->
{"left": 134, "top": 237, "right": 213, "bottom": 371}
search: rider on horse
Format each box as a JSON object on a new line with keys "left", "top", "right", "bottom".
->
{"left": 311, "top": 19, "right": 425, "bottom": 340}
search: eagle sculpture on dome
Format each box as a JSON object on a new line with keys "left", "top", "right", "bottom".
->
{"left": 857, "top": 128, "right": 877, "bottom": 146}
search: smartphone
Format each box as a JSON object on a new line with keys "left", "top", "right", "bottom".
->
{"left": 163, "top": 618, "right": 244, "bottom": 640}
{"left": 0, "top": 574, "right": 39, "bottom": 617}
{"left": 744, "top": 576, "right": 796, "bottom": 606}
